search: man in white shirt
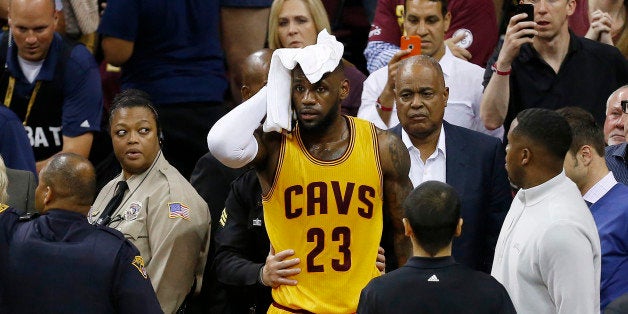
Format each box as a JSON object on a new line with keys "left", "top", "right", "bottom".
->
{"left": 357, "top": 0, "right": 502, "bottom": 139}
{"left": 558, "top": 107, "right": 628, "bottom": 311}
{"left": 492, "top": 108, "right": 601, "bottom": 313}
{"left": 388, "top": 55, "right": 512, "bottom": 272}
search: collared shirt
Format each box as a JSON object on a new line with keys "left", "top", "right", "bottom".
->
{"left": 606, "top": 143, "right": 628, "bottom": 185}
{"left": 492, "top": 171, "right": 601, "bottom": 313}
{"left": 401, "top": 124, "right": 446, "bottom": 187}
{"left": 583, "top": 171, "right": 617, "bottom": 204}
{"left": 358, "top": 45, "right": 503, "bottom": 138}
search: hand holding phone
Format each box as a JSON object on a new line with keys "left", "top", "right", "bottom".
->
{"left": 516, "top": 3, "right": 535, "bottom": 38}
{"left": 400, "top": 36, "right": 421, "bottom": 60}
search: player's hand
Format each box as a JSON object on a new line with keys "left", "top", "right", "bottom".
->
{"left": 497, "top": 13, "right": 537, "bottom": 70}
{"left": 376, "top": 246, "right": 386, "bottom": 274}
{"left": 262, "top": 245, "right": 301, "bottom": 288}
{"left": 445, "top": 34, "right": 472, "bottom": 61}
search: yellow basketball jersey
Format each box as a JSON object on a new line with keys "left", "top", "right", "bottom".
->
{"left": 263, "top": 116, "right": 384, "bottom": 313}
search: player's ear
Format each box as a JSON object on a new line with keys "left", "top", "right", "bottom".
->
{"left": 339, "top": 79, "right": 349, "bottom": 101}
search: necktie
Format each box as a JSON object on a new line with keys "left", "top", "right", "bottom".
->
{"left": 95, "top": 181, "right": 128, "bottom": 226}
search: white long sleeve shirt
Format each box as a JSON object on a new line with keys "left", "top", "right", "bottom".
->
{"left": 491, "top": 171, "right": 601, "bottom": 313}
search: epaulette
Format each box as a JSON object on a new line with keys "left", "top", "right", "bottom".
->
{"left": 18, "top": 212, "right": 40, "bottom": 221}
{"left": 94, "top": 223, "right": 128, "bottom": 241}
{"left": 0, "top": 203, "right": 9, "bottom": 214}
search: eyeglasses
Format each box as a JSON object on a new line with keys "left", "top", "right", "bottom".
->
{"left": 622, "top": 100, "right": 628, "bottom": 114}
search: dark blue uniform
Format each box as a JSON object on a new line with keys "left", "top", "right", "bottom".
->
{"left": 0, "top": 206, "right": 162, "bottom": 313}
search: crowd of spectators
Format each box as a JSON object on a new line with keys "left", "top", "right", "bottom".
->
{"left": 0, "top": 0, "right": 627, "bottom": 313}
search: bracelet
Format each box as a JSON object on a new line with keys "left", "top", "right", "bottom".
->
{"left": 491, "top": 62, "right": 511, "bottom": 76}
{"left": 376, "top": 97, "right": 393, "bottom": 112}
{"left": 259, "top": 265, "right": 268, "bottom": 286}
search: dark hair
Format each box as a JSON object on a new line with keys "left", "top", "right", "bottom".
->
{"left": 403, "top": 181, "right": 460, "bottom": 257}
{"left": 109, "top": 89, "right": 161, "bottom": 133}
{"left": 556, "top": 107, "right": 605, "bottom": 158}
{"left": 41, "top": 153, "right": 96, "bottom": 206}
{"left": 404, "top": 0, "right": 448, "bottom": 17}
{"left": 513, "top": 108, "right": 572, "bottom": 161}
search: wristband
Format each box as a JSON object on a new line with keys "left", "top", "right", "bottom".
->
{"left": 491, "top": 63, "right": 511, "bottom": 76}
{"left": 259, "top": 265, "right": 268, "bottom": 286}
{"left": 376, "top": 97, "right": 393, "bottom": 112}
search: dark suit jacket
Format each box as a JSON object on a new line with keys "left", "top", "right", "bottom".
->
{"left": 6, "top": 168, "right": 36, "bottom": 214}
{"left": 391, "top": 121, "right": 512, "bottom": 272}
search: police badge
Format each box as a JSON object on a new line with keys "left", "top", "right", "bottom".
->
{"left": 124, "top": 201, "right": 142, "bottom": 221}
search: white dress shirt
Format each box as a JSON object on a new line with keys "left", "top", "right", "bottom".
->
{"left": 357, "top": 46, "right": 503, "bottom": 139}
{"left": 401, "top": 125, "right": 446, "bottom": 187}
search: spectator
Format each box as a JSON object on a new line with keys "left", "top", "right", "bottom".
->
{"left": 88, "top": 90, "right": 211, "bottom": 314}
{"left": 481, "top": 0, "right": 628, "bottom": 136}
{"left": 604, "top": 85, "right": 627, "bottom": 146}
{"left": 559, "top": 106, "right": 628, "bottom": 310}
{"left": 357, "top": 181, "right": 516, "bottom": 314}
{"left": 99, "top": 0, "right": 228, "bottom": 179}
{"left": 221, "top": 0, "right": 272, "bottom": 105}
{"left": 1, "top": 0, "right": 102, "bottom": 174}
{"left": 606, "top": 92, "right": 628, "bottom": 184}
{"left": 268, "top": 0, "right": 366, "bottom": 116}
{"left": 207, "top": 35, "right": 412, "bottom": 312}
{"left": 0, "top": 153, "right": 162, "bottom": 313}
{"left": 364, "top": 0, "right": 498, "bottom": 73}
{"left": 358, "top": 0, "right": 503, "bottom": 139}
{"left": 388, "top": 55, "right": 511, "bottom": 272}
{"left": 492, "top": 108, "right": 601, "bottom": 313}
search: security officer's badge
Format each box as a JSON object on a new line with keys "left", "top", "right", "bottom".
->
{"left": 124, "top": 202, "right": 142, "bottom": 221}
{"left": 452, "top": 28, "right": 473, "bottom": 49}
{"left": 0, "top": 203, "right": 8, "bottom": 214}
{"left": 132, "top": 256, "right": 148, "bottom": 279}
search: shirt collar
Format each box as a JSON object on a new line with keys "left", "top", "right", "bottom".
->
{"left": 516, "top": 170, "right": 568, "bottom": 206}
{"left": 6, "top": 33, "right": 61, "bottom": 82}
{"left": 401, "top": 124, "right": 446, "bottom": 158}
{"left": 118, "top": 150, "right": 166, "bottom": 191}
{"left": 405, "top": 256, "right": 456, "bottom": 269}
{"left": 583, "top": 171, "right": 617, "bottom": 204}
{"left": 439, "top": 45, "right": 454, "bottom": 78}
{"left": 518, "top": 29, "right": 579, "bottom": 64}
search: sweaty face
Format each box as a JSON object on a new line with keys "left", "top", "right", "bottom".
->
{"left": 522, "top": 0, "right": 575, "bottom": 40}
{"left": 9, "top": 0, "right": 57, "bottom": 62}
{"left": 395, "top": 62, "right": 447, "bottom": 140}
{"left": 277, "top": 0, "right": 318, "bottom": 48}
{"left": 604, "top": 89, "right": 627, "bottom": 145}
{"left": 403, "top": 0, "right": 450, "bottom": 60}
{"left": 291, "top": 66, "right": 348, "bottom": 132}
{"left": 110, "top": 107, "right": 161, "bottom": 179}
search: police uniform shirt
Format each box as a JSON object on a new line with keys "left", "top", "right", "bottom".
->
{"left": 0, "top": 205, "right": 162, "bottom": 313}
{"left": 89, "top": 152, "right": 211, "bottom": 314}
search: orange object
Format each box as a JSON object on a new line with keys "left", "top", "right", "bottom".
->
{"left": 400, "top": 35, "right": 422, "bottom": 59}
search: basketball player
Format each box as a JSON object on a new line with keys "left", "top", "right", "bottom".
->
{"left": 208, "top": 54, "right": 412, "bottom": 312}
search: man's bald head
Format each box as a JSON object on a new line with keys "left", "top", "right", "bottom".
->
{"left": 37, "top": 153, "right": 96, "bottom": 214}
{"left": 8, "top": 0, "right": 54, "bottom": 12}
{"left": 8, "top": 0, "right": 57, "bottom": 62}
{"left": 240, "top": 48, "right": 273, "bottom": 101}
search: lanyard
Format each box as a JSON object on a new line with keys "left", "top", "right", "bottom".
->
{"left": 4, "top": 76, "right": 42, "bottom": 126}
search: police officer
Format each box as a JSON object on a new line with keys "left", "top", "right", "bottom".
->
{"left": 0, "top": 153, "right": 162, "bottom": 313}
{"left": 89, "top": 89, "right": 211, "bottom": 314}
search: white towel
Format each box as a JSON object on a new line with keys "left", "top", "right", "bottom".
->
{"left": 263, "top": 29, "right": 344, "bottom": 133}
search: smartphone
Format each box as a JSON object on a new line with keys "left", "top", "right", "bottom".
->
{"left": 516, "top": 3, "right": 534, "bottom": 38}
{"left": 400, "top": 36, "right": 421, "bottom": 60}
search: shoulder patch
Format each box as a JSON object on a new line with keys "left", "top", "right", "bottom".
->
{"left": 131, "top": 256, "right": 148, "bottom": 279}
{"left": 168, "top": 202, "right": 190, "bottom": 220}
{"left": 0, "top": 203, "right": 8, "bottom": 214}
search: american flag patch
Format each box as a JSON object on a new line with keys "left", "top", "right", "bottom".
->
{"left": 168, "top": 202, "right": 190, "bottom": 220}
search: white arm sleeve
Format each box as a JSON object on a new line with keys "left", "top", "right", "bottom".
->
{"left": 207, "top": 86, "right": 268, "bottom": 169}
